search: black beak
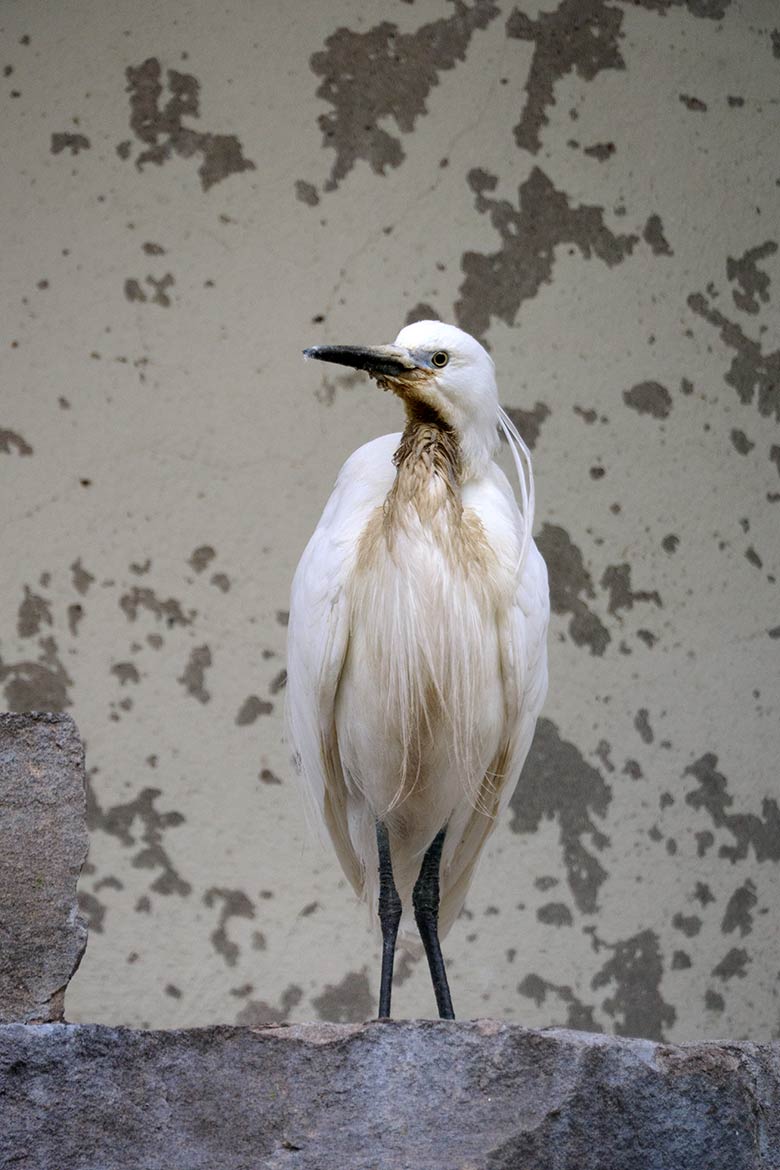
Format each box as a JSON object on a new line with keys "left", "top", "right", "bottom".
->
{"left": 303, "top": 344, "right": 416, "bottom": 379}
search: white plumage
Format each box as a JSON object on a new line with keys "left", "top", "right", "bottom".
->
{"left": 286, "top": 321, "right": 549, "bottom": 1016}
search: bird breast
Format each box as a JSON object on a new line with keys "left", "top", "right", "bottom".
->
{"left": 337, "top": 444, "right": 512, "bottom": 829}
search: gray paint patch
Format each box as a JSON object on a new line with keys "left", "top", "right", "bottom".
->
{"left": 51, "top": 132, "right": 90, "bottom": 155}
{"left": 294, "top": 180, "right": 319, "bottom": 207}
{"left": 236, "top": 695, "right": 273, "bottom": 724}
{"left": 70, "top": 559, "right": 95, "bottom": 595}
{"left": 518, "top": 973, "right": 601, "bottom": 1031}
{"left": 502, "top": 402, "right": 550, "bottom": 450}
{"left": 17, "top": 586, "right": 53, "bottom": 638}
{"left": 77, "top": 891, "right": 106, "bottom": 934}
{"left": 622, "top": 381, "right": 672, "bottom": 418}
{"left": 634, "top": 709, "right": 653, "bottom": 744}
{"left": 509, "top": 718, "right": 611, "bottom": 913}
{"left": 85, "top": 775, "right": 191, "bottom": 897}
{"left": 177, "top": 645, "right": 212, "bottom": 703}
{"left": 712, "top": 947, "right": 750, "bottom": 980}
{"left": 189, "top": 546, "right": 216, "bottom": 573}
{"left": 600, "top": 564, "right": 662, "bottom": 617}
{"left": 119, "top": 587, "right": 193, "bottom": 627}
{"left": 537, "top": 901, "right": 573, "bottom": 926}
{"left": 727, "top": 240, "right": 777, "bottom": 314}
{"left": 591, "top": 928, "right": 676, "bottom": 1040}
{"left": 457, "top": 167, "right": 639, "bottom": 338}
{"left": 642, "top": 214, "right": 673, "bottom": 256}
{"left": 235, "top": 984, "right": 303, "bottom": 1026}
{"left": 406, "top": 302, "right": 440, "bottom": 325}
{"left": 67, "top": 604, "right": 83, "bottom": 637}
{"left": 688, "top": 292, "right": 780, "bottom": 421}
{"left": 505, "top": 0, "right": 625, "bottom": 154}
{"left": 729, "top": 429, "right": 754, "bottom": 455}
{"left": 0, "top": 428, "right": 33, "bottom": 456}
{"left": 0, "top": 636, "right": 73, "bottom": 712}
{"left": 306, "top": 1, "right": 500, "bottom": 193}
{"left": 721, "top": 879, "right": 756, "bottom": 937}
{"left": 583, "top": 142, "right": 615, "bottom": 162}
{"left": 311, "top": 968, "right": 374, "bottom": 1022}
{"left": 203, "top": 887, "right": 255, "bottom": 967}
{"left": 535, "top": 524, "right": 610, "bottom": 655}
{"left": 684, "top": 754, "right": 780, "bottom": 863}
{"left": 635, "top": 1, "right": 731, "bottom": 16}
{"left": 671, "top": 913, "right": 701, "bottom": 938}
{"left": 123, "top": 58, "right": 256, "bottom": 191}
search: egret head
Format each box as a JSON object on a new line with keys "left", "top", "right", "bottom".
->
{"left": 304, "top": 321, "right": 500, "bottom": 478}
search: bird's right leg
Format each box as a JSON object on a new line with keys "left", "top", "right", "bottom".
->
{"left": 376, "top": 820, "right": 402, "bottom": 1019}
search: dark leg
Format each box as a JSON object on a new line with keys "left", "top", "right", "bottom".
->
{"left": 413, "top": 827, "right": 455, "bottom": 1020}
{"left": 376, "top": 820, "right": 402, "bottom": 1019}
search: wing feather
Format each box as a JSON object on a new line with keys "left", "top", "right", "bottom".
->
{"left": 439, "top": 540, "right": 549, "bottom": 935}
{"left": 286, "top": 435, "right": 400, "bottom": 894}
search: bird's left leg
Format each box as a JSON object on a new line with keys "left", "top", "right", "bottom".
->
{"left": 413, "top": 827, "right": 455, "bottom": 1020}
{"left": 376, "top": 820, "right": 402, "bottom": 1019}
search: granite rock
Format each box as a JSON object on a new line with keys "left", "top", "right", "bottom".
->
{"left": 0, "top": 713, "right": 88, "bottom": 1023}
{"left": 1, "top": 1019, "right": 778, "bottom": 1169}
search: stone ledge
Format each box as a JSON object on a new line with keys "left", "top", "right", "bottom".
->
{"left": 0, "top": 712, "right": 88, "bottom": 1024}
{"left": 1, "top": 1020, "right": 778, "bottom": 1169}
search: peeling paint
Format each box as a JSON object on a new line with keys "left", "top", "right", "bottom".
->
{"left": 123, "top": 58, "right": 255, "bottom": 191}
{"left": 727, "top": 240, "right": 777, "bottom": 315}
{"left": 600, "top": 564, "right": 662, "bottom": 617}
{"left": 509, "top": 718, "right": 611, "bottom": 913}
{"left": 189, "top": 546, "right": 216, "bottom": 573}
{"left": 177, "top": 644, "right": 212, "bottom": 703}
{"left": 236, "top": 695, "right": 273, "bottom": 724}
{"left": 0, "top": 636, "right": 73, "bottom": 711}
{"left": 536, "top": 524, "right": 610, "bottom": 655}
{"left": 119, "top": 587, "right": 193, "bottom": 627}
{"left": 506, "top": 0, "right": 624, "bottom": 154}
{"left": 623, "top": 381, "right": 672, "bottom": 419}
{"left": 518, "top": 972, "right": 601, "bottom": 1030}
{"left": 235, "top": 984, "right": 303, "bottom": 1026}
{"left": 312, "top": 968, "right": 373, "bottom": 1022}
{"left": 457, "top": 166, "right": 639, "bottom": 338}
{"left": 721, "top": 880, "right": 756, "bottom": 937}
{"left": 305, "top": 1, "right": 499, "bottom": 192}
{"left": 0, "top": 428, "right": 33, "bottom": 456}
{"left": 712, "top": 947, "right": 750, "bottom": 980}
{"left": 685, "top": 755, "right": 780, "bottom": 863}
{"left": 17, "top": 586, "right": 53, "bottom": 638}
{"left": 86, "top": 774, "right": 191, "bottom": 898}
{"left": 203, "top": 887, "right": 255, "bottom": 967}
{"left": 688, "top": 291, "right": 780, "bottom": 421}
{"left": 51, "top": 132, "right": 90, "bottom": 155}
{"left": 591, "top": 929, "right": 676, "bottom": 1040}
{"left": 502, "top": 402, "right": 550, "bottom": 451}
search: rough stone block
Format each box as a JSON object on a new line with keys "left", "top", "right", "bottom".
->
{"left": 0, "top": 712, "right": 88, "bottom": 1023}
{"left": 1, "top": 1020, "right": 779, "bottom": 1169}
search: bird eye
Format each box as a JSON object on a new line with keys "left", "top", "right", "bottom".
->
{"left": 431, "top": 351, "right": 449, "bottom": 368}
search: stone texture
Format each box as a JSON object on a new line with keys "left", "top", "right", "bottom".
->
{"left": 0, "top": 713, "right": 88, "bottom": 1023}
{"left": 1, "top": 1020, "right": 779, "bottom": 1169}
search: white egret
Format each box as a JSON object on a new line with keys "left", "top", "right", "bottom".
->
{"left": 287, "top": 321, "right": 549, "bottom": 1019}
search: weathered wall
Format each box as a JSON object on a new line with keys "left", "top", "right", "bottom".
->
{"left": 1, "top": 0, "right": 778, "bottom": 1038}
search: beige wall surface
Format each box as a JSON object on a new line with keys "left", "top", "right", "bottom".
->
{"left": 1, "top": 0, "right": 778, "bottom": 1040}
